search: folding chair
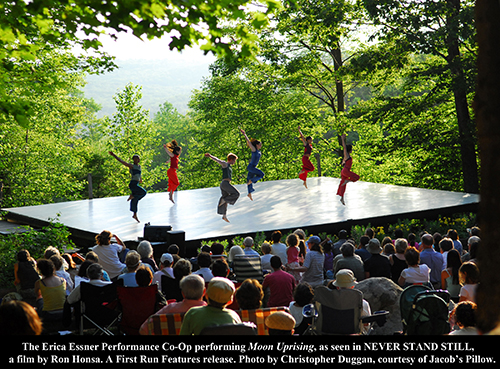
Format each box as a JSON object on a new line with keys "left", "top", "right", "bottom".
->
{"left": 305, "top": 286, "right": 388, "bottom": 335}
{"left": 79, "top": 282, "right": 120, "bottom": 336}
{"left": 199, "top": 322, "right": 257, "bottom": 335}
{"left": 161, "top": 275, "right": 183, "bottom": 302}
{"left": 237, "top": 307, "right": 289, "bottom": 335}
{"left": 117, "top": 284, "right": 160, "bottom": 335}
{"left": 144, "top": 313, "right": 186, "bottom": 335}
{"left": 232, "top": 255, "right": 264, "bottom": 283}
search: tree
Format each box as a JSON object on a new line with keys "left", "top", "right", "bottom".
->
{"left": 361, "top": 0, "right": 479, "bottom": 193}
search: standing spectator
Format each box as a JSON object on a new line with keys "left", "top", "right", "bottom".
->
{"left": 179, "top": 277, "right": 241, "bottom": 335}
{"left": 270, "top": 230, "right": 288, "bottom": 266}
{"left": 285, "top": 233, "right": 301, "bottom": 282}
{"left": 243, "top": 237, "right": 259, "bottom": 256}
{"left": 419, "top": 233, "right": 444, "bottom": 289}
{"left": 462, "top": 236, "right": 480, "bottom": 263}
{"left": 262, "top": 256, "right": 296, "bottom": 308}
{"left": 441, "top": 249, "right": 462, "bottom": 301}
{"left": 439, "top": 237, "right": 454, "bottom": 269}
{"left": 363, "top": 239, "right": 391, "bottom": 279}
{"left": 14, "top": 249, "right": 40, "bottom": 307}
{"left": 447, "top": 229, "right": 463, "bottom": 255}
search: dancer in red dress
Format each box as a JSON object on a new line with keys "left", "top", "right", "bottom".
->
{"left": 337, "top": 134, "right": 360, "bottom": 205}
{"left": 163, "top": 140, "right": 182, "bottom": 203}
{"left": 298, "top": 126, "right": 315, "bottom": 189}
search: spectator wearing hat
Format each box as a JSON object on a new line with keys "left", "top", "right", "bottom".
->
{"left": 117, "top": 251, "right": 143, "bottom": 287}
{"left": 179, "top": 277, "right": 241, "bottom": 335}
{"left": 152, "top": 253, "right": 174, "bottom": 291}
{"left": 287, "top": 236, "right": 325, "bottom": 288}
{"left": 265, "top": 311, "right": 296, "bottom": 335}
{"left": 329, "top": 269, "right": 372, "bottom": 334}
{"left": 363, "top": 239, "right": 391, "bottom": 279}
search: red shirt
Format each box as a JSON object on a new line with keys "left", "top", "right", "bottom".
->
{"left": 170, "top": 154, "right": 179, "bottom": 169}
{"left": 262, "top": 269, "right": 296, "bottom": 307}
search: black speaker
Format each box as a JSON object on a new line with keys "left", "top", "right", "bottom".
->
{"left": 167, "top": 230, "right": 186, "bottom": 257}
{"left": 143, "top": 224, "right": 172, "bottom": 242}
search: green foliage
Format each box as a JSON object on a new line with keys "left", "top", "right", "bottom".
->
{"left": 0, "top": 221, "right": 75, "bottom": 289}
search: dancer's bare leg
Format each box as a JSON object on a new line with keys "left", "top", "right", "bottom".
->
{"left": 132, "top": 213, "right": 140, "bottom": 223}
{"left": 169, "top": 191, "right": 175, "bottom": 204}
{"left": 222, "top": 215, "right": 230, "bottom": 223}
{"left": 247, "top": 193, "right": 253, "bottom": 201}
{"left": 127, "top": 195, "right": 134, "bottom": 201}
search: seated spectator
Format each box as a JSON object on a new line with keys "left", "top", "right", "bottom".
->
{"left": 462, "top": 236, "right": 480, "bottom": 263}
{"left": 447, "top": 229, "right": 463, "bottom": 255}
{"left": 334, "top": 242, "right": 365, "bottom": 282}
{"left": 74, "top": 260, "right": 93, "bottom": 288}
{"left": 14, "top": 249, "right": 40, "bottom": 306}
{"left": 62, "top": 253, "right": 79, "bottom": 283}
{"left": 270, "top": 230, "right": 287, "bottom": 266}
{"left": 163, "top": 258, "right": 192, "bottom": 301}
{"left": 419, "top": 233, "right": 444, "bottom": 288}
{"left": 84, "top": 251, "right": 110, "bottom": 281}
{"left": 288, "top": 283, "right": 314, "bottom": 334}
{"left": 139, "top": 274, "right": 207, "bottom": 335}
{"left": 118, "top": 251, "right": 142, "bottom": 287}
{"left": 243, "top": 237, "right": 259, "bottom": 256}
{"left": 262, "top": 256, "right": 296, "bottom": 308}
{"left": 153, "top": 253, "right": 175, "bottom": 291}
{"left": 135, "top": 266, "right": 167, "bottom": 309}
{"left": 449, "top": 301, "right": 478, "bottom": 335}
{"left": 33, "top": 259, "right": 66, "bottom": 321}
{"left": 328, "top": 269, "right": 372, "bottom": 334}
{"left": 441, "top": 249, "right": 462, "bottom": 301}
{"left": 0, "top": 300, "right": 43, "bottom": 335}
{"left": 50, "top": 254, "right": 74, "bottom": 296}
{"left": 193, "top": 252, "right": 214, "bottom": 282}
{"left": 228, "top": 246, "right": 244, "bottom": 270}
{"left": 260, "top": 242, "right": 273, "bottom": 272}
{"left": 333, "top": 230, "right": 348, "bottom": 256}
{"left": 364, "top": 239, "right": 391, "bottom": 279}
{"left": 180, "top": 277, "right": 241, "bottom": 335}
{"left": 235, "top": 279, "right": 264, "bottom": 310}
{"left": 167, "top": 244, "right": 181, "bottom": 265}
{"left": 67, "top": 263, "right": 112, "bottom": 305}
{"left": 439, "top": 237, "right": 454, "bottom": 269}
{"left": 137, "top": 240, "right": 158, "bottom": 272}
{"left": 210, "top": 242, "right": 226, "bottom": 261}
{"left": 459, "top": 261, "right": 480, "bottom": 303}
{"left": 382, "top": 236, "right": 394, "bottom": 256}
{"left": 407, "top": 233, "right": 419, "bottom": 249}
{"left": 389, "top": 238, "right": 408, "bottom": 285}
{"left": 265, "top": 311, "right": 296, "bottom": 335}
{"left": 211, "top": 258, "right": 230, "bottom": 278}
{"left": 398, "top": 246, "right": 430, "bottom": 287}
{"left": 432, "top": 232, "right": 442, "bottom": 252}
{"left": 91, "top": 230, "right": 127, "bottom": 280}
{"left": 355, "top": 235, "right": 372, "bottom": 262}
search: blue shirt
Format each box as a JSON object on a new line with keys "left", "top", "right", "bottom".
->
{"left": 419, "top": 248, "right": 444, "bottom": 283}
{"left": 249, "top": 150, "right": 261, "bottom": 166}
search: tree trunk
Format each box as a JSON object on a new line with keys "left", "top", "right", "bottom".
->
{"left": 474, "top": 0, "right": 500, "bottom": 333}
{"left": 447, "top": 0, "right": 479, "bottom": 194}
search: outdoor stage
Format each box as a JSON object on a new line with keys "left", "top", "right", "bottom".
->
{"left": 3, "top": 177, "right": 479, "bottom": 256}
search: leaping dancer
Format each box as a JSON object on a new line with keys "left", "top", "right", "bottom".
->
{"left": 240, "top": 127, "right": 264, "bottom": 201}
{"left": 109, "top": 151, "right": 147, "bottom": 223}
{"left": 205, "top": 152, "right": 240, "bottom": 223}
{"left": 336, "top": 133, "right": 360, "bottom": 205}
{"left": 163, "top": 139, "right": 182, "bottom": 203}
{"left": 298, "top": 126, "right": 315, "bottom": 189}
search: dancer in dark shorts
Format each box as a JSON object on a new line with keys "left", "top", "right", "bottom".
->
{"left": 163, "top": 139, "right": 182, "bottom": 204}
{"left": 336, "top": 134, "right": 360, "bottom": 205}
{"left": 205, "top": 152, "right": 240, "bottom": 223}
{"left": 240, "top": 128, "right": 264, "bottom": 201}
{"left": 109, "top": 151, "right": 147, "bottom": 222}
{"left": 298, "top": 126, "right": 315, "bottom": 189}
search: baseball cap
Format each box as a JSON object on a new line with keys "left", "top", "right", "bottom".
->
{"left": 160, "top": 253, "right": 173, "bottom": 263}
{"left": 306, "top": 236, "right": 321, "bottom": 245}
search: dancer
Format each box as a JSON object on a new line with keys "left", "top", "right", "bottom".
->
{"left": 109, "top": 151, "right": 147, "bottom": 223}
{"left": 298, "top": 126, "right": 315, "bottom": 188}
{"left": 336, "top": 134, "right": 360, "bottom": 205}
{"left": 205, "top": 152, "right": 240, "bottom": 223}
{"left": 240, "top": 127, "right": 264, "bottom": 201}
{"left": 163, "top": 140, "right": 182, "bottom": 203}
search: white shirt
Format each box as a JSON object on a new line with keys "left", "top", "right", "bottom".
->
{"left": 271, "top": 243, "right": 288, "bottom": 266}
{"left": 91, "top": 244, "right": 126, "bottom": 279}
{"left": 193, "top": 267, "right": 214, "bottom": 282}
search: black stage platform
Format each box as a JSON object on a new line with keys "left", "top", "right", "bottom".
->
{"left": 3, "top": 177, "right": 479, "bottom": 254}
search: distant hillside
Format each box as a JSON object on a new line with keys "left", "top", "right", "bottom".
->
{"left": 83, "top": 57, "right": 213, "bottom": 117}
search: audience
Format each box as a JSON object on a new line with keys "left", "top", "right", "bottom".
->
{"left": 91, "top": 230, "right": 127, "bottom": 280}
{"left": 398, "top": 247, "right": 430, "bottom": 287}
{"left": 33, "top": 258, "right": 67, "bottom": 321}
{"left": 137, "top": 240, "right": 158, "bottom": 272}
{"left": 288, "top": 282, "right": 314, "bottom": 334}
{"left": 270, "top": 230, "right": 288, "bottom": 266}
{"left": 118, "top": 251, "right": 143, "bottom": 287}
{"left": 287, "top": 236, "right": 325, "bottom": 288}
{"left": 449, "top": 301, "right": 478, "bottom": 335}
{"left": 243, "top": 237, "right": 259, "bottom": 256}
{"left": 14, "top": 249, "right": 40, "bottom": 306}
{"left": 285, "top": 233, "right": 301, "bottom": 282}
{"left": 0, "top": 300, "right": 43, "bottom": 335}
{"left": 265, "top": 310, "right": 296, "bottom": 335}
{"left": 67, "top": 263, "right": 112, "bottom": 305}
{"left": 389, "top": 238, "right": 408, "bottom": 284}
{"left": 234, "top": 279, "right": 264, "bottom": 310}
{"left": 260, "top": 242, "right": 273, "bottom": 272}
{"left": 441, "top": 249, "right": 462, "bottom": 301}
{"left": 153, "top": 253, "right": 174, "bottom": 291}
{"left": 419, "top": 234, "right": 444, "bottom": 288}
{"left": 192, "top": 252, "right": 214, "bottom": 282}
{"left": 459, "top": 261, "right": 480, "bottom": 303}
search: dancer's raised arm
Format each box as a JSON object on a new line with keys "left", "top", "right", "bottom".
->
{"left": 204, "top": 153, "right": 227, "bottom": 167}
{"left": 239, "top": 128, "right": 256, "bottom": 152}
{"left": 163, "top": 144, "right": 175, "bottom": 158}
{"left": 298, "top": 126, "right": 307, "bottom": 145}
{"left": 109, "top": 151, "right": 132, "bottom": 168}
